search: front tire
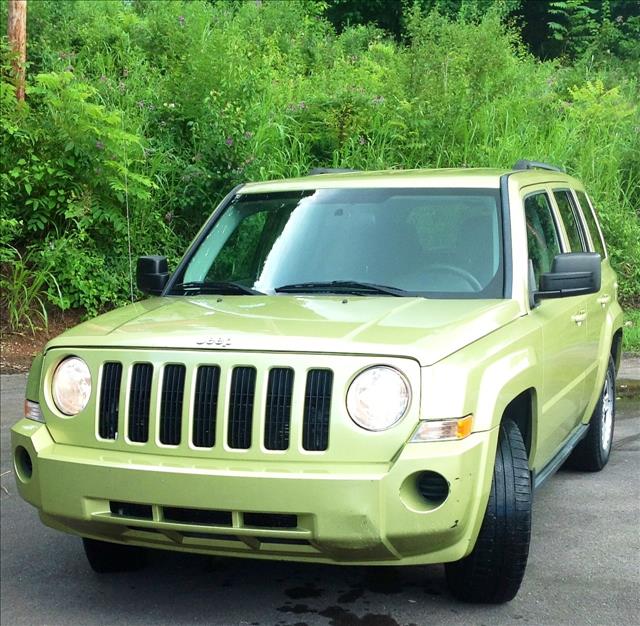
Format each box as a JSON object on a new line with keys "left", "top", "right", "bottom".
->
{"left": 82, "top": 538, "right": 147, "bottom": 573}
{"left": 566, "top": 357, "right": 616, "bottom": 472}
{"left": 445, "top": 419, "right": 531, "bottom": 604}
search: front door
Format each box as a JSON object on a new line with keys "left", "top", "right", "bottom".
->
{"left": 524, "top": 190, "right": 589, "bottom": 467}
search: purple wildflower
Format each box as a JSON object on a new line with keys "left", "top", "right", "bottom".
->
{"left": 225, "top": 136, "right": 234, "bottom": 147}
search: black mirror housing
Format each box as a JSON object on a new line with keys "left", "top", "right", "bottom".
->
{"left": 537, "top": 252, "right": 601, "bottom": 300}
{"left": 137, "top": 255, "right": 169, "bottom": 295}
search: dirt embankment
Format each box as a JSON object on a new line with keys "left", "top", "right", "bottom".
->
{"left": 1, "top": 309, "right": 84, "bottom": 374}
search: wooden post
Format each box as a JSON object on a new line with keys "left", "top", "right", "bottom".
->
{"left": 7, "top": 0, "right": 27, "bottom": 101}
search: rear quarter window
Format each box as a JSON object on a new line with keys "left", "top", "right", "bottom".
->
{"left": 553, "top": 190, "right": 587, "bottom": 252}
{"left": 575, "top": 190, "right": 607, "bottom": 258}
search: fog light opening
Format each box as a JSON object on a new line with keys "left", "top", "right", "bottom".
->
{"left": 14, "top": 446, "right": 33, "bottom": 482}
{"left": 416, "top": 471, "right": 449, "bottom": 505}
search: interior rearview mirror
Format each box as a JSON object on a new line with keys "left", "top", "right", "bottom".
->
{"left": 536, "top": 252, "right": 601, "bottom": 300}
{"left": 137, "top": 255, "right": 169, "bottom": 295}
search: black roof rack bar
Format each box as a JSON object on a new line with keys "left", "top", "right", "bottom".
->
{"left": 307, "top": 167, "right": 360, "bottom": 176}
{"left": 513, "top": 160, "right": 565, "bottom": 173}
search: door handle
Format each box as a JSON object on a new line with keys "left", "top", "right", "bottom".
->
{"left": 597, "top": 294, "right": 611, "bottom": 308}
{"left": 571, "top": 311, "right": 587, "bottom": 326}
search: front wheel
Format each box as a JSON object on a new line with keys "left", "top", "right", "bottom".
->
{"left": 82, "top": 538, "right": 147, "bottom": 573}
{"left": 445, "top": 419, "right": 531, "bottom": 604}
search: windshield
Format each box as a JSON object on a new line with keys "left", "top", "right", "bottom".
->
{"left": 170, "top": 187, "right": 505, "bottom": 298}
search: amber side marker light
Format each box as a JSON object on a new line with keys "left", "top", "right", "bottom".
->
{"left": 24, "top": 400, "right": 44, "bottom": 423}
{"left": 410, "top": 415, "right": 473, "bottom": 442}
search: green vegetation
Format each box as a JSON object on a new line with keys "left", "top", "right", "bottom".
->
{"left": 1, "top": 0, "right": 638, "bottom": 331}
{"left": 624, "top": 309, "right": 640, "bottom": 353}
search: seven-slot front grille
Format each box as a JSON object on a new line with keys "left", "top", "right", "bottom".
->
{"left": 98, "top": 361, "right": 335, "bottom": 453}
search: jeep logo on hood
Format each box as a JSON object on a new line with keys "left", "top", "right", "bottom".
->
{"left": 195, "top": 337, "right": 232, "bottom": 347}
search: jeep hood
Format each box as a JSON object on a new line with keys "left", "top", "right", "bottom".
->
{"left": 46, "top": 296, "right": 521, "bottom": 367}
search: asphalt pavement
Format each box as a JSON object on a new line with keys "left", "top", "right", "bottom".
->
{"left": 1, "top": 367, "right": 639, "bottom": 626}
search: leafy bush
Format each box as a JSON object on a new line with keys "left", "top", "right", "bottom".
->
{"left": 0, "top": 0, "right": 638, "bottom": 328}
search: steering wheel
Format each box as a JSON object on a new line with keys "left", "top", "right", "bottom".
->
{"left": 424, "top": 264, "right": 483, "bottom": 292}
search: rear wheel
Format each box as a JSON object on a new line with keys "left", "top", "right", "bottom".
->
{"left": 566, "top": 357, "right": 616, "bottom": 472}
{"left": 445, "top": 419, "right": 531, "bottom": 604}
{"left": 82, "top": 538, "right": 147, "bottom": 573}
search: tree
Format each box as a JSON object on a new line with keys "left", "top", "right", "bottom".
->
{"left": 7, "top": 0, "right": 27, "bottom": 101}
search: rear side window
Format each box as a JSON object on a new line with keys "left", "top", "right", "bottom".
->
{"left": 575, "top": 191, "right": 607, "bottom": 258}
{"left": 524, "top": 193, "right": 562, "bottom": 287}
{"left": 553, "top": 190, "right": 587, "bottom": 252}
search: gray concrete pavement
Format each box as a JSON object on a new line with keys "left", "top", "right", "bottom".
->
{"left": 1, "top": 372, "right": 639, "bottom": 626}
{"left": 619, "top": 354, "right": 640, "bottom": 380}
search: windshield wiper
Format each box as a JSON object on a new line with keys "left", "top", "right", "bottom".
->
{"left": 172, "top": 281, "right": 263, "bottom": 295}
{"left": 274, "top": 280, "right": 408, "bottom": 297}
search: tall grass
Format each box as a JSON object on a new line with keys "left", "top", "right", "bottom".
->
{"left": 0, "top": 247, "right": 63, "bottom": 333}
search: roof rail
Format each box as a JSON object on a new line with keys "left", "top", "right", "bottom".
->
{"left": 307, "top": 167, "right": 360, "bottom": 176}
{"left": 513, "top": 160, "right": 565, "bottom": 173}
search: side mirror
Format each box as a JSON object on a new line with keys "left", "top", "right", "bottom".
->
{"left": 136, "top": 255, "right": 169, "bottom": 295}
{"left": 536, "top": 252, "right": 601, "bottom": 300}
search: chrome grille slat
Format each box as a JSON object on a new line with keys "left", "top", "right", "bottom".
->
{"left": 128, "top": 363, "right": 153, "bottom": 443}
{"left": 265, "top": 368, "right": 293, "bottom": 450}
{"left": 160, "top": 364, "right": 186, "bottom": 445}
{"left": 228, "top": 367, "right": 256, "bottom": 449}
{"left": 98, "top": 362, "right": 122, "bottom": 439}
{"left": 302, "top": 369, "right": 333, "bottom": 451}
{"left": 193, "top": 366, "right": 220, "bottom": 448}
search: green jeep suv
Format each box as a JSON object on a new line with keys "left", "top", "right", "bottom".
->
{"left": 12, "top": 161, "right": 623, "bottom": 603}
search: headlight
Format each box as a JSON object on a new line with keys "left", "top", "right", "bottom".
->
{"left": 347, "top": 366, "right": 410, "bottom": 431}
{"left": 52, "top": 357, "right": 91, "bottom": 415}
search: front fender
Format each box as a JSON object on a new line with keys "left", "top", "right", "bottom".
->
{"left": 422, "top": 315, "right": 542, "bottom": 464}
{"left": 26, "top": 353, "right": 44, "bottom": 402}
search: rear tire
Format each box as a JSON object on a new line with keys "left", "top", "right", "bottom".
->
{"left": 445, "top": 419, "right": 531, "bottom": 604}
{"left": 566, "top": 357, "right": 616, "bottom": 472}
{"left": 82, "top": 538, "right": 147, "bottom": 573}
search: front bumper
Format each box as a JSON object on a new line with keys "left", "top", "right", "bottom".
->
{"left": 12, "top": 419, "right": 498, "bottom": 566}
